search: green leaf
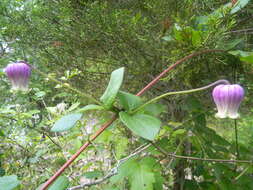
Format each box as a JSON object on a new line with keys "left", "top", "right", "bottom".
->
{"left": 83, "top": 171, "right": 103, "bottom": 179}
{"left": 111, "top": 157, "right": 158, "bottom": 190}
{"left": 161, "top": 35, "right": 173, "bottom": 42}
{"left": 77, "top": 104, "right": 104, "bottom": 112}
{"left": 35, "top": 91, "right": 46, "bottom": 98}
{"left": 100, "top": 67, "right": 125, "bottom": 108}
{"left": 67, "top": 102, "right": 80, "bottom": 112}
{"left": 0, "top": 130, "right": 5, "bottom": 137}
{"left": 130, "top": 163, "right": 155, "bottom": 190}
{"left": 0, "top": 175, "right": 20, "bottom": 190}
{"left": 240, "top": 54, "right": 253, "bottom": 63}
{"left": 228, "top": 50, "right": 253, "bottom": 63}
{"left": 231, "top": 0, "right": 250, "bottom": 14}
{"left": 51, "top": 113, "right": 82, "bottom": 132}
{"left": 191, "top": 30, "right": 201, "bottom": 46}
{"left": 110, "top": 158, "right": 137, "bottom": 184}
{"left": 48, "top": 176, "right": 69, "bottom": 190}
{"left": 172, "top": 129, "right": 186, "bottom": 137}
{"left": 119, "top": 112, "right": 161, "bottom": 140}
{"left": 229, "top": 50, "right": 252, "bottom": 57}
{"left": 218, "top": 39, "right": 243, "bottom": 50}
{"left": 118, "top": 91, "right": 142, "bottom": 111}
{"left": 142, "top": 103, "right": 167, "bottom": 117}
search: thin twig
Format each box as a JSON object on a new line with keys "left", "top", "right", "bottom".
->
{"left": 151, "top": 142, "right": 252, "bottom": 164}
{"left": 166, "top": 138, "right": 185, "bottom": 169}
{"left": 67, "top": 144, "right": 151, "bottom": 190}
{"left": 227, "top": 28, "right": 253, "bottom": 33}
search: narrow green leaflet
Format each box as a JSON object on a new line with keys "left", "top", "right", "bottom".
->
{"left": 100, "top": 67, "right": 124, "bottom": 109}
{"left": 51, "top": 113, "right": 82, "bottom": 132}
{"left": 48, "top": 176, "right": 69, "bottom": 190}
{"left": 118, "top": 91, "right": 142, "bottom": 111}
{"left": 209, "top": 0, "right": 249, "bottom": 20}
{"left": 218, "top": 38, "right": 243, "bottom": 50}
{"left": 77, "top": 104, "right": 104, "bottom": 112}
{"left": 67, "top": 102, "right": 80, "bottom": 112}
{"left": 230, "top": 0, "right": 250, "bottom": 14}
{"left": 0, "top": 175, "right": 20, "bottom": 190}
{"left": 119, "top": 112, "right": 161, "bottom": 141}
{"left": 229, "top": 50, "right": 253, "bottom": 64}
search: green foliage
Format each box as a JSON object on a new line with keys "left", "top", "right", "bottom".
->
{"left": 51, "top": 113, "right": 83, "bottom": 132}
{"left": 77, "top": 105, "right": 104, "bottom": 112}
{"left": 48, "top": 176, "right": 69, "bottom": 190}
{"left": 119, "top": 112, "right": 161, "bottom": 140}
{"left": 100, "top": 67, "right": 125, "bottom": 109}
{"left": 82, "top": 170, "right": 103, "bottom": 179}
{"left": 37, "top": 176, "right": 69, "bottom": 190}
{"left": 0, "top": 175, "right": 20, "bottom": 190}
{"left": 0, "top": 0, "right": 253, "bottom": 189}
{"left": 117, "top": 91, "right": 142, "bottom": 111}
{"left": 141, "top": 103, "right": 167, "bottom": 117}
{"left": 230, "top": 0, "right": 251, "bottom": 14}
{"left": 229, "top": 50, "right": 253, "bottom": 64}
{"left": 112, "top": 157, "right": 163, "bottom": 190}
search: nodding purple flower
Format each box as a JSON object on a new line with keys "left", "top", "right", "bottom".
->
{"left": 212, "top": 84, "right": 244, "bottom": 119}
{"left": 4, "top": 61, "right": 31, "bottom": 91}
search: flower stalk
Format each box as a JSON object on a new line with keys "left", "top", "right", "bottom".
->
{"left": 132, "top": 79, "right": 230, "bottom": 114}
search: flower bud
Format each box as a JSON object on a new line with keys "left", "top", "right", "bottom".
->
{"left": 4, "top": 61, "right": 31, "bottom": 91}
{"left": 212, "top": 84, "right": 244, "bottom": 119}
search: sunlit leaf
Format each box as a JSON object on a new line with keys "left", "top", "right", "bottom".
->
{"left": 100, "top": 67, "right": 125, "bottom": 109}
{"left": 0, "top": 175, "right": 20, "bottom": 190}
{"left": 77, "top": 104, "right": 104, "bottom": 112}
{"left": 51, "top": 113, "right": 82, "bottom": 132}
{"left": 230, "top": 0, "right": 250, "bottom": 14}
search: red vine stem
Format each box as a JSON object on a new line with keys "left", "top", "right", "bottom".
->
{"left": 41, "top": 49, "right": 224, "bottom": 189}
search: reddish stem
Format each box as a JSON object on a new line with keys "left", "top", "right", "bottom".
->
{"left": 41, "top": 49, "right": 224, "bottom": 189}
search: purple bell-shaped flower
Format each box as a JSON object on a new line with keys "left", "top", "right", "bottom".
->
{"left": 212, "top": 84, "right": 244, "bottom": 119}
{"left": 4, "top": 61, "right": 31, "bottom": 91}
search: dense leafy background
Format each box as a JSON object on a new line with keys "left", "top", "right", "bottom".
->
{"left": 0, "top": 0, "right": 253, "bottom": 189}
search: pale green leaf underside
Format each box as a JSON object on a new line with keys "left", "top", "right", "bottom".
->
{"left": 100, "top": 67, "right": 124, "bottom": 108}
{"left": 0, "top": 175, "right": 20, "bottom": 190}
{"left": 51, "top": 113, "right": 83, "bottom": 132}
{"left": 77, "top": 104, "right": 104, "bottom": 112}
